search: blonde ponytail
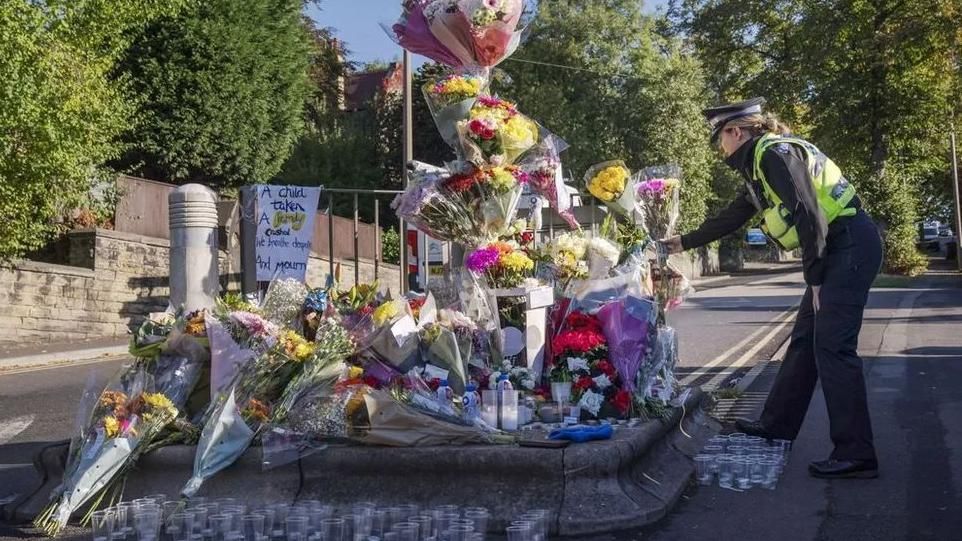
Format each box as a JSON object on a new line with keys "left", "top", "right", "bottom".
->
{"left": 727, "top": 113, "right": 792, "bottom": 137}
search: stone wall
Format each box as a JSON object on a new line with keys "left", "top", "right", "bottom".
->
{"left": 0, "top": 228, "right": 400, "bottom": 345}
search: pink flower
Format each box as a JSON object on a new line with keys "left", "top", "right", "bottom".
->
{"left": 469, "top": 118, "right": 497, "bottom": 140}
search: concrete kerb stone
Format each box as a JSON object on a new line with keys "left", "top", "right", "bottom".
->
{"left": 8, "top": 389, "right": 713, "bottom": 536}
{"left": 89, "top": 388, "right": 710, "bottom": 537}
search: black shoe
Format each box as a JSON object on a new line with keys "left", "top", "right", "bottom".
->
{"left": 734, "top": 417, "right": 776, "bottom": 440}
{"left": 808, "top": 459, "right": 879, "bottom": 479}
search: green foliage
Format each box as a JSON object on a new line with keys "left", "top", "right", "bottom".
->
{"left": 670, "top": 0, "right": 962, "bottom": 274}
{"left": 0, "top": 0, "right": 186, "bottom": 259}
{"left": 114, "top": 0, "right": 314, "bottom": 189}
{"left": 859, "top": 168, "right": 928, "bottom": 276}
{"left": 502, "top": 0, "right": 715, "bottom": 231}
{"left": 381, "top": 227, "right": 401, "bottom": 265}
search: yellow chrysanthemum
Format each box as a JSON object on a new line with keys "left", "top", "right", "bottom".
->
{"left": 588, "top": 165, "right": 628, "bottom": 202}
{"left": 294, "top": 343, "right": 314, "bottom": 361}
{"left": 501, "top": 252, "right": 534, "bottom": 273}
{"left": 143, "top": 392, "right": 174, "bottom": 412}
{"left": 487, "top": 167, "right": 518, "bottom": 193}
{"left": 103, "top": 416, "right": 120, "bottom": 438}
{"left": 348, "top": 366, "right": 364, "bottom": 379}
{"left": 501, "top": 116, "right": 538, "bottom": 148}
{"left": 372, "top": 300, "right": 401, "bottom": 327}
{"left": 438, "top": 78, "right": 481, "bottom": 97}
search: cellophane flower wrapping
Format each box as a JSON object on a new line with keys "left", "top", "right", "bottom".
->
{"left": 419, "top": 307, "right": 477, "bottom": 395}
{"left": 207, "top": 308, "right": 279, "bottom": 398}
{"left": 423, "top": 69, "right": 489, "bottom": 147}
{"left": 584, "top": 160, "right": 640, "bottom": 221}
{"left": 635, "top": 165, "right": 682, "bottom": 241}
{"left": 458, "top": 96, "right": 540, "bottom": 166}
{"left": 595, "top": 295, "right": 657, "bottom": 394}
{"left": 35, "top": 363, "right": 181, "bottom": 535}
{"left": 422, "top": 0, "right": 525, "bottom": 68}
{"left": 641, "top": 325, "right": 679, "bottom": 401}
{"left": 385, "top": 1, "right": 464, "bottom": 67}
{"left": 392, "top": 163, "right": 488, "bottom": 244}
{"left": 518, "top": 134, "right": 579, "bottom": 229}
{"left": 181, "top": 327, "right": 316, "bottom": 497}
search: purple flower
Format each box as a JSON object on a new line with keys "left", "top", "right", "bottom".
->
{"left": 466, "top": 246, "right": 501, "bottom": 273}
{"left": 230, "top": 311, "right": 276, "bottom": 338}
{"left": 636, "top": 179, "right": 667, "bottom": 199}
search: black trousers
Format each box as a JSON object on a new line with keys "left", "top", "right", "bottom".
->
{"left": 759, "top": 210, "right": 883, "bottom": 461}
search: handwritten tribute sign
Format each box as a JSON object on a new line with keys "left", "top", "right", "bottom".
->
{"left": 255, "top": 185, "right": 321, "bottom": 281}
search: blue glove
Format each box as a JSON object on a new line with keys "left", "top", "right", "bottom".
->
{"left": 548, "top": 424, "right": 613, "bottom": 443}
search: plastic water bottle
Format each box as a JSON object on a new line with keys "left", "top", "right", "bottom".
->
{"left": 462, "top": 384, "right": 480, "bottom": 421}
{"left": 496, "top": 374, "right": 514, "bottom": 391}
{"left": 436, "top": 380, "right": 453, "bottom": 408}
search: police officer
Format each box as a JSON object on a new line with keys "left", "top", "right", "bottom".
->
{"left": 662, "top": 98, "right": 883, "bottom": 479}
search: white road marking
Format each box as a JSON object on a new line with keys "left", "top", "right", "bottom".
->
{"left": 679, "top": 305, "right": 798, "bottom": 386}
{"left": 0, "top": 414, "right": 35, "bottom": 445}
{"left": 702, "top": 314, "right": 796, "bottom": 390}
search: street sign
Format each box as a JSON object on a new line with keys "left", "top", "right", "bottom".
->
{"left": 746, "top": 228, "right": 768, "bottom": 246}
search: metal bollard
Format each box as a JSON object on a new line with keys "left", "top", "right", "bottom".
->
{"left": 168, "top": 184, "right": 219, "bottom": 313}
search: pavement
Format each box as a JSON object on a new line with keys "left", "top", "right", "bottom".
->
{"left": 602, "top": 260, "right": 962, "bottom": 541}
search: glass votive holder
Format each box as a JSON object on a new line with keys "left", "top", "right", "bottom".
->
{"left": 319, "top": 517, "right": 345, "bottom": 541}
{"left": 708, "top": 434, "right": 729, "bottom": 449}
{"left": 241, "top": 514, "right": 265, "bottom": 541}
{"left": 694, "top": 454, "right": 714, "bottom": 486}
{"left": 733, "top": 459, "right": 752, "bottom": 490}
{"left": 750, "top": 458, "right": 767, "bottom": 485}
{"left": 505, "top": 523, "right": 533, "bottom": 541}
{"left": 716, "top": 456, "right": 735, "bottom": 488}
{"left": 91, "top": 509, "right": 115, "bottom": 541}
{"left": 745, "top": 435, "right": 765, "bottom": 446}
{"left": 727, "top": 445, "right": 747, "bottom": 456}
{"left": 761, "top": 459, "right": 781, "bottom": 490}
{"left": 286, "top": 515, "right": 310, "bottom": 539}
{"left": 391, "top": 521, "right": 419, "bottom": 541}
{"left": 407, "top": 515, "right": 433, "bottom": 539}
{"left": 445, "top": 524, "right": 475, "bottom": 541}
{"left": 462, "top": 509, "right": 489, "bottom": 534}
{"left": 341, "top": 514, "right": 357, "bottom": 540}
{"left": 353, "top": 512, "right": 374, "bottom": 538}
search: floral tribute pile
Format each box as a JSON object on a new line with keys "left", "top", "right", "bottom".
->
{"left": 38, "top": 3, "right": 700, "bottom": 533}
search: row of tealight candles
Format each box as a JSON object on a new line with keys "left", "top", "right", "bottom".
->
{"left": 88, "top": 495, "right": 551, "bottom": 541}
{"left": 694, "top": 433, "right": 792, "bottom": 490}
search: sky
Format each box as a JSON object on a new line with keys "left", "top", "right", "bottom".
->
{"left": 306, "top": 0, "right": 670, "bottom": 67}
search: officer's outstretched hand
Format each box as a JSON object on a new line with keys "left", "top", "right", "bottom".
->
{"left": 660, "top": 236, "right": 684, "bottom": 255}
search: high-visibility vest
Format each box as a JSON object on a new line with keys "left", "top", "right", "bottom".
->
{"left": 751, "top": 133, "right": 857, "bottom": 250}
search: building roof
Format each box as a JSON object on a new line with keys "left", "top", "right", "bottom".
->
{"left": 343, "top": 63, "right": 403, "bottom": 111}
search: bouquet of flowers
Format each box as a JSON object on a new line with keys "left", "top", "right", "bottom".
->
{"left": 35, "top": 364, "right": 180, "bottom": 535}
{"left": 181, "top": 327, "right": 318, "bottom": 498}
{"left": 549, "top": 311, "right": 631, "bottom": 418}
{"left": 420, "top": 308, "right": 478, "bottom": 394}
{"left": 536, "top": 232, "right": 589, "bottom": 289}
{"left": 635, "top": 165, "right": 682, "bottom": 240}
{"left": 270, "top": 318, "right": 356, "bottom": 425}
{"left": 595, "top": 295, "right": 657, "bottom": 395}
{"left": 518, "top": 134, "right": 580, "bottom": 230}
{"left": 458, "top": 96, "right": 540, "bottom": 166}
{"left": 423, "top": 69, "right": 488, "bottom": 147}
{"left": 207, "top": 306, "right": 279, "bottom": 396}
{"left": 584, "top": 160, "right": 639, "bottom": 220}
{"left": 653, "top": 262, "right": 693, "bottom": 317}
{"left": 392, "top": 163, "right": 494, "bottom": 244}
{"left": 387, "top": 1, "right": 464, "bottom": 67}
{"left": 465, "top": 240, "right": 535, "bottom": 289}
{"left": 422, "top": 0, "right": 525, "bottom": 67}
{"left": 586, "top": 237, "right": 622, "bottom": 279}
{"left": 330, "top": 282, "right": 382, "bottom": 343}
{"left": 483, "top": 359, "right": 535, "bottom": 391}
{"left": 362, "top": 298, "right": 422, "bottom": 372}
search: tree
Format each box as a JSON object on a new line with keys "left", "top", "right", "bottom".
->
{"left": 114, "top": 0, "right": 314, "bottom": 190}
{"left": 670, "top": 0, "right": 962, "bottom": 274}
{"left": 498, "top": 0, "right": 716, "bottom": 232}
{"left": 0, "top": 0, "right": 187, "bottom": 259}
